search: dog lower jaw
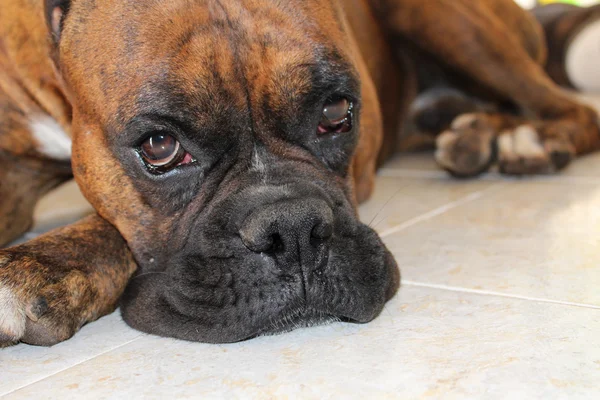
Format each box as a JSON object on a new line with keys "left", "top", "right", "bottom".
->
{"left": 252, "top": 306, "right": 343, "bottom": 339}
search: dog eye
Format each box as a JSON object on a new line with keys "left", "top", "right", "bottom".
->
{"left": 318, "top": 97, "right": 353, "bottom": 134}
{"left": 139, "top": 134, "right": 193, "bottom": 173}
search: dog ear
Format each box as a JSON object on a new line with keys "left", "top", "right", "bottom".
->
{"left": 45, "top": 0, "right": 71, "bottom": 43}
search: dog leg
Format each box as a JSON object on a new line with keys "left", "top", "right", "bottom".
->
{"left": 0, "top": 77, "right": 74, "bottom": 246}
{"left": 0, "top": 215, "right": 137, "bottom": 347}
{"left": 372, "top": 0, "right": 600, "bottom": 176}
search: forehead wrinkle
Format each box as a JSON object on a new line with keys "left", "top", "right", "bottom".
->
{"left": 172, "top": 30, "right": 235, "bottom": 97}
{"left": 217, "top": 2, "right": 320, "bottom": 112}
{"left": 147, "top": 20, "right": 249, "bottom": 126}
{"left": 193, "top": 2, "right": 314, "bottom": 122}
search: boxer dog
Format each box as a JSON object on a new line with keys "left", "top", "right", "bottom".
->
{"left": 0, "top": 0, "right": 598, "bottom": 347}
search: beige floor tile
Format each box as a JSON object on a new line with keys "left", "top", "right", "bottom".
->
{"left": 358, "top": 176, "right": 501, "bottom": 234}
{"left": 560, "top": 153, "right": 600, "bottom": 179}
{"left": 4, "top": 286, "right": 599, "bottom": 400}
{"left": 383, "top": 180, "right": 600, "bottom": 306}
{"left": 379, "top": 153, "right": 441, "bottom": 173}
{"left": 31, "top": 180, "right": 93, "bottom": 236}
{"left": 0, "top": 312, "right": 143, "bottom": 397}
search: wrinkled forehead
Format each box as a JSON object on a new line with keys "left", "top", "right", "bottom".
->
{"left": 60, "top": 0, "right": 356, "bottom": 127}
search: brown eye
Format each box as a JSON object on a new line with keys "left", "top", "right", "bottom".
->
{"left": 139, "top": 134, "right": 191, "bottom": 172}
{"left": 318, "top": 97, "right": 353, "bottom": 134}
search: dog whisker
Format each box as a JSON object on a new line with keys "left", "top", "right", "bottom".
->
{"left": 368, "top": 187, "right": 403, "bottom": 228}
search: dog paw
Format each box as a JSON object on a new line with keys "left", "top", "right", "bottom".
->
{"left": 497, "top": 125, "right": 574, "bottom": 175}
{"left": 0, "top": 252, "right": 92, "bottom": 347}
{"left": 435, "top": 114, "right": 576, "bottom": 177}
{"left": 435, "top": 114, "right": 497, "bottom": 177}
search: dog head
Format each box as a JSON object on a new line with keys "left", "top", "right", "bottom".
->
{"left": 49, "top": 0, "right": 399, "bottom": 342}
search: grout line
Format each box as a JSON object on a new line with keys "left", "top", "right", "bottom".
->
{"left": 378, "top": 168, "right": 600, "bottom": 185}
{"left": 402, "top": 280, "right": 600, "bottom": 310}
{"left": 378, "top": 188, "right": 497, "bottom": 238}
{"left": 0, "top": 335, "right": 144, "bottom": 398}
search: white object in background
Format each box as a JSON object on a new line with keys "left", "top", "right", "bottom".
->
{"left": 515, "top": 1, "right": 600, "bottom": 9}
{"left": 515, "top": 0, "right": 536, "bottom": 9}
{"left": 566, "top": 19, "right": 600, "bottom": 92}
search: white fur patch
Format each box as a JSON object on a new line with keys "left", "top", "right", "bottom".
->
{"left": 513, "top": 126, "right": 545, "bottom": 158}
{"left": 251, "top": 146, "right": 267, "bottom": 174}
{"left": 29, "top": 116, "right": 72, "bottom": 160}
{"left": 500, "top": 126, "right": 546, "bottom": 162}
{"left": 451, "top": 113, "right": 478, "bottom": 130}
{"left": 434, "top": 130, "right": 459, "bottom": 169}
{"left": 498, "top": 131, "right": 515, "bottom": 161}
{"left": 0, "top": 285, "right": 25, "bottom": 342}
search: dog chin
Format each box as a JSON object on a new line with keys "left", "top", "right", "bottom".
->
{"left": 251, "top": 307, "right": 342, "bottom": 338}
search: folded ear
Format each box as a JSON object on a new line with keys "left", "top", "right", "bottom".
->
{"left": 45, "top": 0, "right": 71, "bottom": 43}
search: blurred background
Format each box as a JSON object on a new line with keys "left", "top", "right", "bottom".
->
{"left": 516, "top": 0, "right": 599, "bottom": 7}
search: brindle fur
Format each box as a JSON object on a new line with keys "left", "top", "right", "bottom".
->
{"left": 0, "top": 215, "right": 136, "bottom": 346}
{"left": 0, "top": 0, "right": 598, "bottom": 346}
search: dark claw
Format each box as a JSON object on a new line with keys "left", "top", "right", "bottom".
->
{"left": 550, "top": 151, "right": 573, "bottom": 170}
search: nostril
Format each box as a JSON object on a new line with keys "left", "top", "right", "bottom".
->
{"left": 310, "top": 222, "right": 333, "bottom": 247}
{"left": 241, "top": 229, "right": 286, "bottom": 254}
{"left": 269, "top": 234, "right": 285, "bottom": 254}
{"left": 241, "top": 228, "right": 273, "bottom": 253}
{"left": 311, "top": 221, "right": 333, "bottom": 239}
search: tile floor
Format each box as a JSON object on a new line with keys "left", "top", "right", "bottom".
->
{"left": 2, "top": 97, "right": 600, "bottom": 399}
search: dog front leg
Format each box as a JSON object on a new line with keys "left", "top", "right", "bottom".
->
{"left": 0, "top": 214, "right": 137, "bottom": 347}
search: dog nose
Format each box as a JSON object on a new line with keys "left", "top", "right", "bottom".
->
{"left": 239, "top": 198, "right": 334, "bottom": 271}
